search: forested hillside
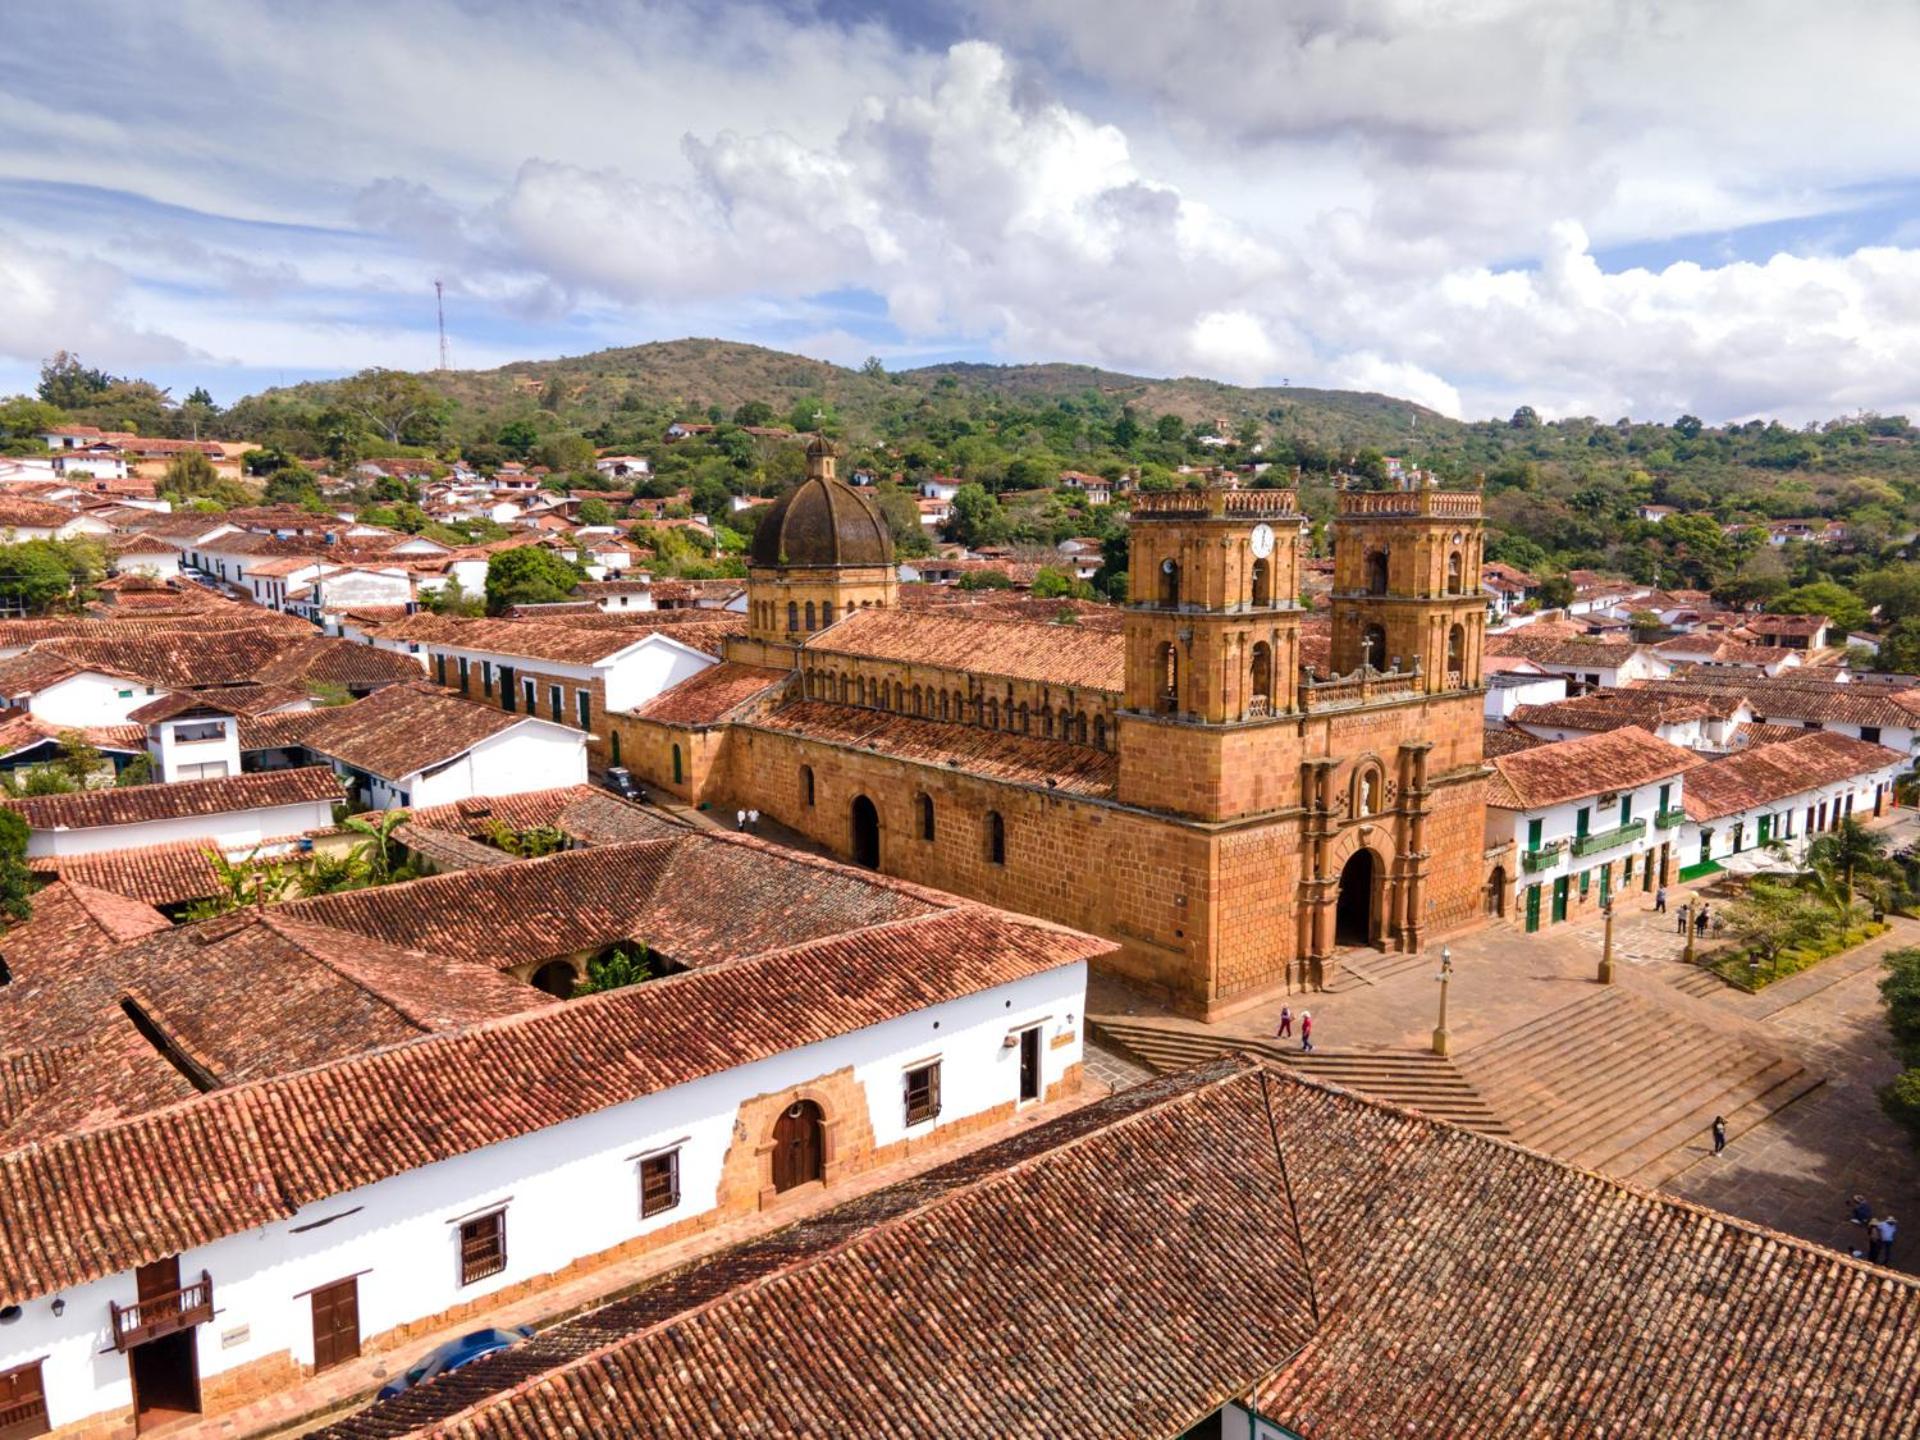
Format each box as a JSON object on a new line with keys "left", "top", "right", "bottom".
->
{"left": 8, "top": 340, "right": 1920, "bottom": 663}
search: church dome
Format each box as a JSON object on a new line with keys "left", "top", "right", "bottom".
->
{"left": 750, "top": 472, "right": 894, "bottom": 569}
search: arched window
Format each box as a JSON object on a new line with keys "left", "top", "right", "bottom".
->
{"left": 804, "top": 600, "right": 816, "bottom": 631}
{"left": 1157, "top": 642, "right": 1179, "bottom": 714}
{"left": 671, "top": 744, "right": 683, "bottom": 785}
{"left": 1076, "top": 712, "right": 1088, "bottom": 745}
{"left": 801, "top": 764, "right": 815, "bottom": 806}
{"left": 856, "top": 675, "right": 868, "bottom": 706}
{"left": 1250, "top": 641, "right": 1274, "bottom": 713}
{"left": 1041, "top": 706, "right": 1055, "bottom": 737}
{"left": 894, "top": 681, "right": 905, "bottom": 711}
{"left": 1251, "top": 557, "right": 1272, "bottom": 608}
{"left": 1017, "top": 702, "right": 1029, "bottom": 733}
{"left": 986, "top": 699, "right": 1000, "bottom": 729}
{"left": 917, "top": 792, "right": 935, "bottom": 842}
{"left": 838, "top": 673, "right": 850, "bottom": 702}
{"left": 822, "top": 601, "right": 835, "bottom": 624}
{"left": 940, "top": 691, "right": 951, "bottom": 721}
{"left": 985, "top": 810, "right": 1006, "bottom": 865}
{"left": 1362, "top": 624, "right": 1387, "bottom": 671}
{"left": 1366, "top": 550, "right": 1389, "bottom": 595}
{"left": 1159, "top": 558, "right": 1180, "bottom": 609}
{"left": 1446, "top": 551, "right": 1464, "bottom": 596}
{"left": 787, "top": 600, "right": 799, "bottom": 633}
{"left": 1093, "top": 715, "right": 1107, "bottom": 750}
{"left": 1447, "top": 623, "right": 1466, "bottom": 686}
{"left": 912, "top": 686, "right": 924, "bottom": 716}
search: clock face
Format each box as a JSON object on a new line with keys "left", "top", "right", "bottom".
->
{"left": 1250, "top": 523, "right": 1275, "bottom": 559}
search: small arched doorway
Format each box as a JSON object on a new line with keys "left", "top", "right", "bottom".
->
{"left": 772, "top": 1100, "right": 824, "bottom": 1192}
{"left": 531, "top": 960, "right": 577, "bottom": 999}
{"left": 1487, "top": 864, "right": 1507, "bottom": 918}
{"left": 1335, "top": 848, "right": 1377, "bottom": 947}
{"left": 851, "top": 795, "right": 880, "bottom": 870}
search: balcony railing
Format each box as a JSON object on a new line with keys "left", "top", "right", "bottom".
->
{"left": 1336, "top": 489, "right": 1483, "bottom": 519}
{"left": 1654, "top": 807, "right": 1687, "bottom": 829}
{"left": 1571, "top": 818, "right": 1647, "bottom": 857}
{"left": 110, "top": 1271, "right": 213, "bottom": 1352}
{"left": 1129, "top": 487, "right": 1299, "bottom": 519}
{"left": 1521, "top": 840, "right": 1566, "bottom": 873}
{"left": 1300, "top": 663, "right": 1424, "bottom": 713}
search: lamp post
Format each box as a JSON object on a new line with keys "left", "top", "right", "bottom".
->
{"left": 1598, "top": 899, "right": 1616, "bottom": 985}
{"left": 1431, "top": 945, "right": 1453, "bottom": 1057}
{"left": 1683, "top": 897, "right": 1697, "bottom": 967}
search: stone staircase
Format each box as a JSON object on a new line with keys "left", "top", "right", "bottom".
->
{"left": 1322, "top": 948, "right": 1436, "bottom": 993}
{"left": 1669, "top": 964, "right": 1733, "bottom": 998}
{"left": 1088, "top": 1016, "right": 1510, "bottom": 1134}
{"left": 1456, "top": 988, "right": 1822, "bottom": 1188}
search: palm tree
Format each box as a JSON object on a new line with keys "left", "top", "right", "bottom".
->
{"left": 1807, "top": 818, "right": 1890, "bottom": 903}
{"left": 340, "top": 810, "right": 410, "bottom": 886}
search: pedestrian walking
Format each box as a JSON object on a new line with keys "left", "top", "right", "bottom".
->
{"left": 1300, "top": 1011, "right": 1314, "bottom": 1053}
{"left": 1696, "top": 905, "right": 1710, "bottom": 936}
{"left": 736, "top": 809, "right": 747, "bottom": 831}
{"left": 1851, "top": 1194, "right": 1874, "bottom": 1227}
{"left": 1275, "top": 1006, "right": 1292, "bottom": 1039}
{"left": 1677, "top": 909, "right": 1688, "bottom": 934}
{"left": 748, "top": 808, "right": 760, "bottom": 832}
{"left": 1711, "top": 1115, "right": 1727, "bottom": 1155}
{"left": 1655, "top": 885, "right": 1667, "bottom": 914}
{"left": 1872, "top": 1216, "right": 1898, "bottom": 1265}
{"left": 1869, "top": 1217, "right": 1890, "bottom": 1264}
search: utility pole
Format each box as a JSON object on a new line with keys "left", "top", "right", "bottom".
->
{"left": 435, "top": 280, "right": 450, "bottom": 372}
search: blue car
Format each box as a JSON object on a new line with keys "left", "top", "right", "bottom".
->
{"left": 376, "top": 1326, "right": 534, "bottom": 1401}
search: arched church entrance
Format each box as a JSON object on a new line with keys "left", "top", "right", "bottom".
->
{"left": 1335, "top": 848, "right": 1378, "bottom": 947}
{"left": 772, "top": 1100, "right": 825, "bottom": 1192}
{"left": 850, "top": 795, "right": 881, "bottom": 870}
{"left": 1487, "top": 865, "right": 1508, "bottom": 918}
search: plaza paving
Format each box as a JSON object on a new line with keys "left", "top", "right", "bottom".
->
{"left": 1089, "top": 845, "right": 1920, "bottom": 1276}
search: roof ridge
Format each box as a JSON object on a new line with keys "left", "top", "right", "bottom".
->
{"left": 255, "top": 911, "right": 465, "bottom": 1035}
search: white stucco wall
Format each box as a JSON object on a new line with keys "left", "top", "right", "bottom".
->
{"left": 150, "top": 715, "right": 243, "bottom": 784}
{"left": 600, "top": 636, "right": 714, "bottom": 713}
{"left": 25, "top": 672, "right": 165, "bottom": 727}
{"left": 1502, "top": 772, "right": 1685, "bottom": 910}
{"left": 1679, "top": 764, "right": 1903, "bottom": 870}
{"left": 357, "top": 722, "right": 588, "bottom": 809}
{"left": 0, "top": 961, "right": 1087, "bottom": 1433}
{"left": 24, "top": 797, "right": 340, "bottom": 859}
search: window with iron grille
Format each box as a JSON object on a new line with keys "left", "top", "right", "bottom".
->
{"left": 904, "top": 1061, "right": 942, "bottom": 1126}
{"left": 639, "top": 1150, "right": 680, "bottom": 1218}
{"left": 458, "top": 1210, "right": 506, "bottom": 1286}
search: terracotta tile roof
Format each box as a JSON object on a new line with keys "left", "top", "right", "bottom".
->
{"left": 315, "top": 1062, "right": 1319, "bottom": 1440}
{"left": 1510, "top": 691, "right": 1719, "bottom": 733}
{"left": 0, "top": 650, "right": 95, "bottom": 694}
{"left": 630, "top": 662, "right": 789, "bottom": 725}
{"left": 397, "top": 786, "right": 681, "bottom": 848}
{"left": 1481, "top": 724, "right": 1544, "bottom": 757}
{"left": 805, "top": 608, "right": 1124, "bottom": 692}
{"left": 1727, "top": 721, "right": 1815, "bottom": 750}
{"left": 374, "top": 614, "right": 654, "bottom": 665}
{"left": 543, "top": 611, "right": 744, "bottom": 656}
{"left": 27, "top": 838, "right": 229, "bottom": 904}
{"left": 289, "top": 835, "right": 942, "bottom": 971}
{"left": 309, "top": 1057, "right": 1920, "bottom": 1440}
{"left": 0, "top": 497, "right": 79, "bottom": 529}
{"left": 1682, "top": 731, "right": 1906, "bottom": 821}
{"left": 753, "top": 701, "right": 1118, "bottom": 797}
{"left": 0, "top": 895, "right": 1107, "bottom": 1301}
{"left": 125, "top": 685, "right": 309, "bottom": 724}
{"left": 0, "top": 879, "right": 170, "bottom": 971}
{"left": 1652, "top": 634, "right": 1793, "bottom": 666}
{"left": 1744, "top": 612, "right": 1830, "bottom": 637}
{"left": 250, "top": 635, "right": 426, "bottom": 690}
{"left": 1636, "top": 673, "right": 1920, "bottom": 729}
{"left": 1485, "top": 631, "right": 1645, "bottom": 668}
{"left": 21, "top": 629, "right": 411, "bottom": 692}
{"left": 1486, "top": 726, "right": 1699, "bottom": 809}
{"left": 237, "top": 709, "right": 333, "bottom": 752}
{"left": 0, "top": 766, "right": 341, "bottom": 831}
{"left": 296, "top": 683, "right": 541, "bottom": 779}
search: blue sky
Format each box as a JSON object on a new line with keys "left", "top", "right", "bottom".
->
{"left": 4, "top": 0, "right": 1920, "bottom": 423}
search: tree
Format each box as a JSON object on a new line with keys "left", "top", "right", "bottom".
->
{"left": 532, "top": 432, "right": 595, "bottom": 473}
{"left": 732, "top": 400, "right": 775, "bottom": 426}
{"left": 0, "top": 397, "right": 66, "bottom": 443}
{"left": 1030, "top": 566, "right": 1072, "bottom": 599}
{"left": 1509, "top": 405, "right": 1541, "bottom": 429}
{"left": 577, "top": 496, "right": 613, "bottom": 527}
{"left": 1674, "top": 414, "right": 1704, "bottom": 439}
{"left": 334, "top": 368, "right": 444, "bottom": 446}
{"left": 496, "top": 418, "right": 540, "bottom": 458}
{"left": 575, "top": 944, "right": 655, "bottom": 995}
{"left": 114, "top": 754, "right": 153, "bottom": 787}
{"left": 1721, "top": 879, "right": 1830, "bottom": 977}
{"left": 36, "top": 351, "right": 113, "bottom": 409}
{"left": 421, "top": 575, "right": 485, "bottom": 617}
{"left": 339, "top": 810, "right": 412, "bottom": 886}
{"left": 1807, "top": 818, "right": 1891, "bottom": 907}
{"left": 0, "top": 540, "right": 83, "bottom": 613}
{"left": 948, "top": 483, "right": 1007, "bottom": 548}
{"left": 484, "top": 546, "right": 585, "bottom": 612}
{"left": 158, "top": 449, "right": 249, "bottom": 506}
{"left": 1773, "top": 580, "right": 1870, "bottom": 633}
{"left": 54, "top": 730, "right": 102, "bottom": 788}
{"left": 0, "top": 809, "right": 30, "bottom": 923}
{"left": 262, "top": 466, "right": 320, "bottom": 506}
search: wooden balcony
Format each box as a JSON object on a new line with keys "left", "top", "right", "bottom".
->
{"left": 109, "top": 1271, "right": 212, "bottom": 1352}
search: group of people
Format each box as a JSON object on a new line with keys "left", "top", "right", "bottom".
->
{"left": 734, "top": 809, "right": 762, "bottom": 832}
{"left": 1275, "top": 1007, "right": 1313, "bottom": 1052}
{"left": 1850, "top": 1195, "right": 1900, "bottom": 1266}
{"left": 1677, "top": 902, "right": 1716, "bottom": 936}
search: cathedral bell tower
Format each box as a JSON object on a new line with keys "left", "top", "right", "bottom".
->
{"left": 1328, "top": 479, "right": 1486, "bottom": 695}
{"left": 1116, "top": 487, "right": 1305, "bottom": 820}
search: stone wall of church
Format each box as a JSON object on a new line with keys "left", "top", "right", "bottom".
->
{"left": 798, "top": 654, "right": 1120, "bottom": 750}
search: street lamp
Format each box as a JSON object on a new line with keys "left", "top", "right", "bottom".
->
{"left": 1431, "top": 945, "right": 1453, "bottom": 1057}
{"left": 1598, "top": 898, "right": 1616, "bottom": 985}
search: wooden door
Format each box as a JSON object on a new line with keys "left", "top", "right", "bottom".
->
{"left": 0, "top": 1362, "right": 48, "bottom": 1440}
{"left": 136, "top": 1256, "right": 180, "bottom": 1310}
{"left": 1019, "top": 1027, "right": 1041, "bottom": 1102}
{"left": 1525, "top": 884, "right": 1541, "bottom": 933}
{"left": 1551, "top": 877, "right": 1568, "bottom": 924}
{"left": 771, "top": 1101, "right": 823, "bottom": 1192}
{"left": 310, "top": 1278, "right": 360, "bottom": 1373}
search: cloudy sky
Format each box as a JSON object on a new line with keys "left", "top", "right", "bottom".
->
{"left": 5, "top": 0, "right": 1920, "bottom": 422}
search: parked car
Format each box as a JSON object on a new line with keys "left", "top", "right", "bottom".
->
{"left": 376, "top": 1326, "right": 534, "bottom": 1401}
{"left": 602, "top": 765, "right": 645, "bottom": 802}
